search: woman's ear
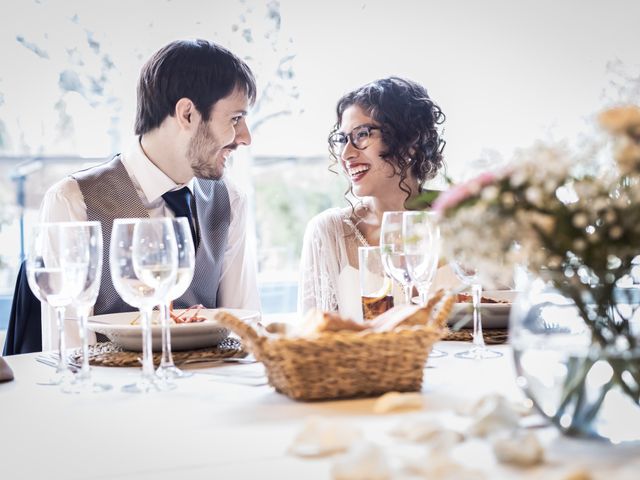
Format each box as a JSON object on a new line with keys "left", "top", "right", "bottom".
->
{"left": 175, "top": 98, "right": 198, "bottom": 131}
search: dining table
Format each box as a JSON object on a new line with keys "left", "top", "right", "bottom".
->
{"left": 1, "top": 339, "right": 639, "bottom": 480}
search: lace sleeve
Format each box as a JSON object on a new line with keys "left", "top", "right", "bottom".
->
{"left": 297, "top": 210, "right": 344, "bottom": 316}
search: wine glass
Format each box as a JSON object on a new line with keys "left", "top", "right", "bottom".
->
{"left": 59, "top": 221, "right": 112, "bottom": 394}
{"left": 110, "top": 218, "right": 178, "bottom": 393}
{"left": 451, "top": 262, "right": 502, "bottom": 360}
{"left": 156, "top": 217, "right": 196, "bottom": 382}
{"left": 403, "top": 211, "right": 447, "bottom": 359}
{"left": 26, "top": 222, "right": 85, "bottom": 386}
{"left": 403, "top": 211, "right": 440, "bottom": 305}
{"left": 380, "top": 211, "right": 413, "bottom": 305}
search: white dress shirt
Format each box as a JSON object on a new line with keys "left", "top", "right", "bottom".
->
{"left": 38, "top": 140, "right": 260, "bottom": 350}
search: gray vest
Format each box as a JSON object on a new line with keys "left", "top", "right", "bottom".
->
{"left": 73, "top": 155, "right": 230, "bottom": 315}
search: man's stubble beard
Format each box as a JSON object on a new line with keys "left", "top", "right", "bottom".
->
{"left": 188, "top": 121, "right": 225, "bottom": 180}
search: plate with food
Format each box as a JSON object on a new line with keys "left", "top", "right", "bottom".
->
{"left": 413, "top": 290, "right": 518, "bottom": 329}
{"left": 87, "top": 306, "right": 261, "bottom": 351}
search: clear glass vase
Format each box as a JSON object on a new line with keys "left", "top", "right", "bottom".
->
{"left": 510, "top": 278, "right": 640, "bottom": 442}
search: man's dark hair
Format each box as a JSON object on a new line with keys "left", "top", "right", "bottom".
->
{"left": 329, "top": 76, "right": 445, "bottom": 201}
{"left": 134, "top": 39, "right": 257, "bottom": 135}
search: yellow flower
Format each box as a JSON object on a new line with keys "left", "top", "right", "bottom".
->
{"left": 599, "top": 106, "right": 640, "bottom": 135}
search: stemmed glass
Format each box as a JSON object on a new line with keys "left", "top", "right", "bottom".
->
{"left": 61, "top": 221, "right": 112, "bottom": 394}
{"left": 403, "top": 211, "right": 447, "bottom": 359}
{"left": 26, "top": 222, "right": 85, "bottom": 386}
{"left": 110, "top": 218, "right": 178, "bottom": 393}
{"left": 156, "top": 218, "right": 196, "bottom": 382}
{"left": 451, "top": 262, "right": 502, "bottom": 360}
{"left": 380, "top": 211, "right": 413, "bottom": 305}
{"left": 403, "top": 212, "right": 440, "bottom": 306}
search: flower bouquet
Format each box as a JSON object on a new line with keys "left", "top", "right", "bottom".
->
{"left": 413, "top": 106, "right": 640, "bottom": 440}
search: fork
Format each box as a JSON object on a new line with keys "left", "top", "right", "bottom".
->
{"left": 36, "top": 354, "right": 79, "bottom": 374}
{"left": 177, "top": 356, "right": 257, "bottom": 367}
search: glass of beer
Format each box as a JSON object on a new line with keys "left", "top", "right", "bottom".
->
{"left": 359, "top": 246, "right": 394, "bottom": 321}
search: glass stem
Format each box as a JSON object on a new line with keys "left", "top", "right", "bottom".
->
{"left": 418, "top": 283, "right": 431, "bottom": 307}
{"left": 77, "top": 306, "right": 91, "bottom": 381}
{"left": 403, "top": 283, "right": 413, "bottom": 305}
{"left": 159, "top": 302, "right": 174, "bottom": 369}
{"left": 140, "top": 307, "right": 155, "bottom": 380}
{"left": 471, "top": 283, "right": 486, "bottom": 349}
{"left": 54, "top": 306, "right": 67, "bottom": 374}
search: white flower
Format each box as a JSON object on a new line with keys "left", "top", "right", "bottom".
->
{"left": 548, "top": 255, "right": 563, "bottom": 268}
{"left": 524, "top": 187, "right": 543, "bottom": 206}
{"left": 573, "top": 239, "right": 587, "bottom": 252}
{"left": 572, "top": 213, "right": 589, "bottom": 229}
{"left": 609, "top": 226, "right": 623, "bottom": 239}
{"left": 510, "top": 171, "right": 527, "bottom": 188}
{"left": 481, "top": 185, "right": 499, "bottom": 201}
{"left": 604, "top": 209, "right": 617, "bottom": 224}
{"left": 501, "top": 192, "right": 515, "bottom": 208}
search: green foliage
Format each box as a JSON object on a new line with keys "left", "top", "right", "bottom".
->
{"left": 253, "top": 159, "right": 345, "bottom": 270}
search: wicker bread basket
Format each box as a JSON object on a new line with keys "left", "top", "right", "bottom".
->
{"left": 213, "top": 297, "right": 453, "bottom": 401}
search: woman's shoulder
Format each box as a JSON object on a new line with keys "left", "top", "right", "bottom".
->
{"left": 307, "top": 207, "right": 346, "bottom": 227}
{"left": 304, "top": 207, "right": 351, "bottom": 237}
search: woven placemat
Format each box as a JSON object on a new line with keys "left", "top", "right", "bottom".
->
{"left": 443, "top": 328, "right": 509, "bottom": 345}
{"left": 69, "top": 337, "right": 246, "bottom": 367}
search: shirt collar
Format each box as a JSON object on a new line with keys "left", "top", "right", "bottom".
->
{"left": 124, "top": 139, "right": 193, "bottom": 202}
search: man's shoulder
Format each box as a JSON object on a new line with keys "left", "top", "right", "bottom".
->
{"left": 44, "top": 175, "right": 81, "bottom": 199}
{"left": 72, "top": 155, "right": 122, "bottom": 182}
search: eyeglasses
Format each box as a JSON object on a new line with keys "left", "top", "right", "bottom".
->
{"left": 328, "top": 125, "right": 381, "bottom": 156}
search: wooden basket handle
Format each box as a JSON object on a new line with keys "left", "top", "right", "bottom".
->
{"left": 214, "top": 311, "right": 266, "bottom": 357}
{"left": 433, "top": 294, "right": 456, "bottom": 329}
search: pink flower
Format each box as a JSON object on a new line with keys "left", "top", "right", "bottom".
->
{"left": 433, "top": 171, "right": 501, "bottom": 214}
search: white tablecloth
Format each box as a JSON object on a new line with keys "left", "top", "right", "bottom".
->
{"left": 1, "top": 342, "right": 639, "bottom": 479}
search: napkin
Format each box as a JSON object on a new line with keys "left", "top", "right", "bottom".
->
{"left": 0, "top": 356, "right": 14, "bottom": 382}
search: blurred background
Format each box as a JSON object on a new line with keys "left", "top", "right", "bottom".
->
{"left": 1, "top": 0, "right": 639, "bottom": 339}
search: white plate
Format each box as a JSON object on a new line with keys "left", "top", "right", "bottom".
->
{"left": 87, "top": 308, "right": 260, "bottom": 352}
{"left": 413, "top": 290, "right": 518, "bottom": 329}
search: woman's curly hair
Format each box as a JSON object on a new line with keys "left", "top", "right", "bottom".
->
{"left": 329, "top": 76, "right": 446, "bottom": 203}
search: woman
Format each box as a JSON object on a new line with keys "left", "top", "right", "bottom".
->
{"left": 298, "top": 76, "right": 445, "bottom": 320}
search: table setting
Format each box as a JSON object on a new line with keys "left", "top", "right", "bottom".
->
{"left": 2, "top": 105, "right": 640, "bottom": 479}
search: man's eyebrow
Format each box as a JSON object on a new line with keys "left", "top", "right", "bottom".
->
{"left": 231, "top": 110, "right": 248, "bottom": 116}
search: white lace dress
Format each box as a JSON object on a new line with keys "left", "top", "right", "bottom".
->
{"left": 297, "top": 207, "right": 368, "bottom": 321}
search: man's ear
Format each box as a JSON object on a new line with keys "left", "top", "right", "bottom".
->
{"left": 175, "top": 98, "right": 198, "bottom": 130}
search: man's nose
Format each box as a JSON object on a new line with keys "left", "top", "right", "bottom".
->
{"left": 235, "top": 119, "right": 252, "bottom": 146}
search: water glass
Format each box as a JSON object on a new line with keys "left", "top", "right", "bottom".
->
{"left": 110, "top": 218, "right": 178, "bottom": 393}
{"left": 451, "top": 262, "right": 502, "bottom": 360}
{"left": 403, "top": 211, "right": 440, "bottom": 305}
{"left": 359, "top": 246, "right": 394, "bottom": 321}
{"left": 27, "top": 223, "right": 85, "bottom": 386}
{"left": 61, "top": 221, "right": 112, "bottom": 394}
{"left": 380, "top": 211, "right": 413, "bottom": 304}
{"left": 156, "top": 217, "right": 196, "bottom": 382}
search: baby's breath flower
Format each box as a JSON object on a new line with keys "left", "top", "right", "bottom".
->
{"left": 609, "top": 226, "right": 623, "bottom": 239}
{"left": 525, "top": 187, "right": 543, "bottom": 206}
{"left": 500, "top": 192, "right": 515, "bottom": 208}
{"left": 573, "top": 239, "right": 587, "bottom": 252}
{"left": 572, "top": 213, "right": 589, "bottom": 229}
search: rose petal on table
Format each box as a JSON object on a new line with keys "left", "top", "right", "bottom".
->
{"left": 561, "top": 469, "right": 593, "bottom": 480}
{"left": 373, "top": 392, "right": 424, "bottom": 414}
{"left": 391, "top": 417, "right": 465, "bottom": 448}
{"left": 403, "top": 451, "right": 486, "bottom": 480}
{"left": 288, "top": 416, "right": 362, "bottom": 457}
{"left": 331, "top": 443, "right": 392, "bottom": 480}
{"left": 466, "top": 395, "right": 521, "bottom": 437}
{"left": 492, "top": 430, "right": 544, "bottom": 467}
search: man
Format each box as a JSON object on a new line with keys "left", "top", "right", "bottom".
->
{"left": 38, "top": 39, "right": 260, "bottom": 349}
